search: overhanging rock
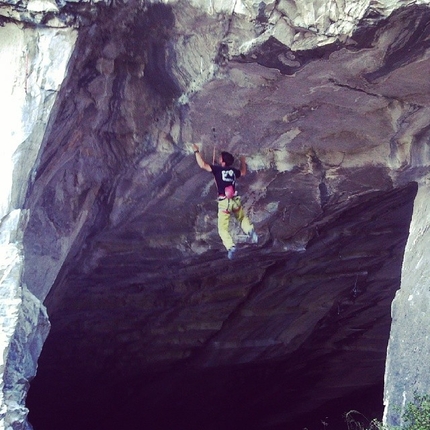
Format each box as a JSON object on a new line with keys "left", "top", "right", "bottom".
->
{"left": 0, "top": 0, "right": 430, "bottom": 429}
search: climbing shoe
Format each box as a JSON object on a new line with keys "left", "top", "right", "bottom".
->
{"left": 227, "top": 246, "right": 237, "bottom": 260}
{"left": 249, "top": 230, "right": 258, "bottom": 244}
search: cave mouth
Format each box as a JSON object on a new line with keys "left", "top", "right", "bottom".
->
{"left": 26, "top": 361, "right": 384, "bottom": 430}
{"left": 25, "top": 182, "right": 417, "bottom": 430}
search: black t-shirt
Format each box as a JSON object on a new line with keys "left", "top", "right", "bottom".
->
{"left": 210, "top": 164, "right": 241, "bottom": 196}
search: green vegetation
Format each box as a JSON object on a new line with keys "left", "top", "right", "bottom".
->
{"left": 399, "top": 394, "right": 430, "bottom": 430}
{"left": 344, "top": 394, "right": 430, "bottom": 430}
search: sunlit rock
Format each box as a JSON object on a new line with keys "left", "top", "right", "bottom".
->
{"left": 0, "top": 19, "right": 76, "bottom": 429}
{"left": 384, "top": 180, "right": 430, "bottom": 427}
{"left": 0, "top": 0, "right": 430, "bottom": 429}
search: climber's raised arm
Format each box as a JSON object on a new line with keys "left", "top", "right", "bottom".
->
{"left": 191, "top": 143, "right": 212, "bottom": 172}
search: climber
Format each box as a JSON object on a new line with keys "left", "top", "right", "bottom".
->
{"left": 191, "top": 143, "right": 258, "bottom": 260}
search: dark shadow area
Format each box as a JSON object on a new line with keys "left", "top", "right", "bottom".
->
{"left": 27, "top": 363, "right": 383, "bottom": 430}
{"left": 26, "top": 183, "right": 417, "bottom": 430}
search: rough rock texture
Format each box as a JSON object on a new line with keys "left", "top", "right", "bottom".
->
{"left": 0, "top": 21, "right": 75, "bottom": 430}
{"left": 0, "top": 0, "right": 430, "bottom": 429}
{"left": 384, "top": 181, "right": 430, "bottom": 427}
{"left": 0, "top": 210, "right": 49, "bottom": 430}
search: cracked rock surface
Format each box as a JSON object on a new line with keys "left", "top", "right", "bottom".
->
{"left": 0, "top": 0, "right": 428, "bottom": 428}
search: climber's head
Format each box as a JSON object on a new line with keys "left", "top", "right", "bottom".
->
{"left": 220, "top": 151, "right": 234, "bottom": 167}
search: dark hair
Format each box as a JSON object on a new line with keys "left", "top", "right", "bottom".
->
{"left": 221, "top": 151, "right": 234, "bottom": 166}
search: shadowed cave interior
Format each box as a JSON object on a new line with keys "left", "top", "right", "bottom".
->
{"left": 19, "top": 5, "right": 427, "bottom": 428}
{"left": 26, "top": 182, "right": 417, "bottom": 430}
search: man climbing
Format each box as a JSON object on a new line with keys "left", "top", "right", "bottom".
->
{"left": 191, "top": 143, "right": 258, "bottom": 259}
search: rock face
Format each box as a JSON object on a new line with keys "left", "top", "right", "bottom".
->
{"left": 0, "top": 21, "right": 75, "bottom": 430}
{"left": 0, "top": 0, "right": 430, "bottom": 429}
{"left": 384, "top": 182, "right": 430, "bottom": 427}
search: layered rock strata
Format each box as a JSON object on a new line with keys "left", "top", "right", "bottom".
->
{"left": 0, "top": 0, "right": 430, "bottom": 429}
{"left": 0, "top": 21, "right": 75, "bottom": 429}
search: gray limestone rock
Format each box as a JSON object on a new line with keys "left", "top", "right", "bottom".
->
{"left": 384, "top": 181, "right": 430, "bottom": 427}
{"left": 0, "top": 0, "right": 430, "bottom": 429}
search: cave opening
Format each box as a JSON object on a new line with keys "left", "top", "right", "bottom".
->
{"left": 25, "top": 182, "right": 417, "bottom": 430}
{"left": 1, "top": 0, "right": 429, "bottom": 426}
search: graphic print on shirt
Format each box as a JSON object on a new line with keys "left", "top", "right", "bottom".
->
{"left": 221, "top": 169, "right": 236, "bottom": 184}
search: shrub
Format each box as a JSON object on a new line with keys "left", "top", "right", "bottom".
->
{"left": 401, "top": 394, "right": 430, "bottom": 430}
{"left": 344, "top": 410, "right": 382, "bottom": 430}
{"left": 344, "top": 394, "right": 430, "bottom": 430}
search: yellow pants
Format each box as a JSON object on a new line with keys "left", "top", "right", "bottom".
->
{"left": 217, "top": 196, "right": 254, "bottom": 250}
